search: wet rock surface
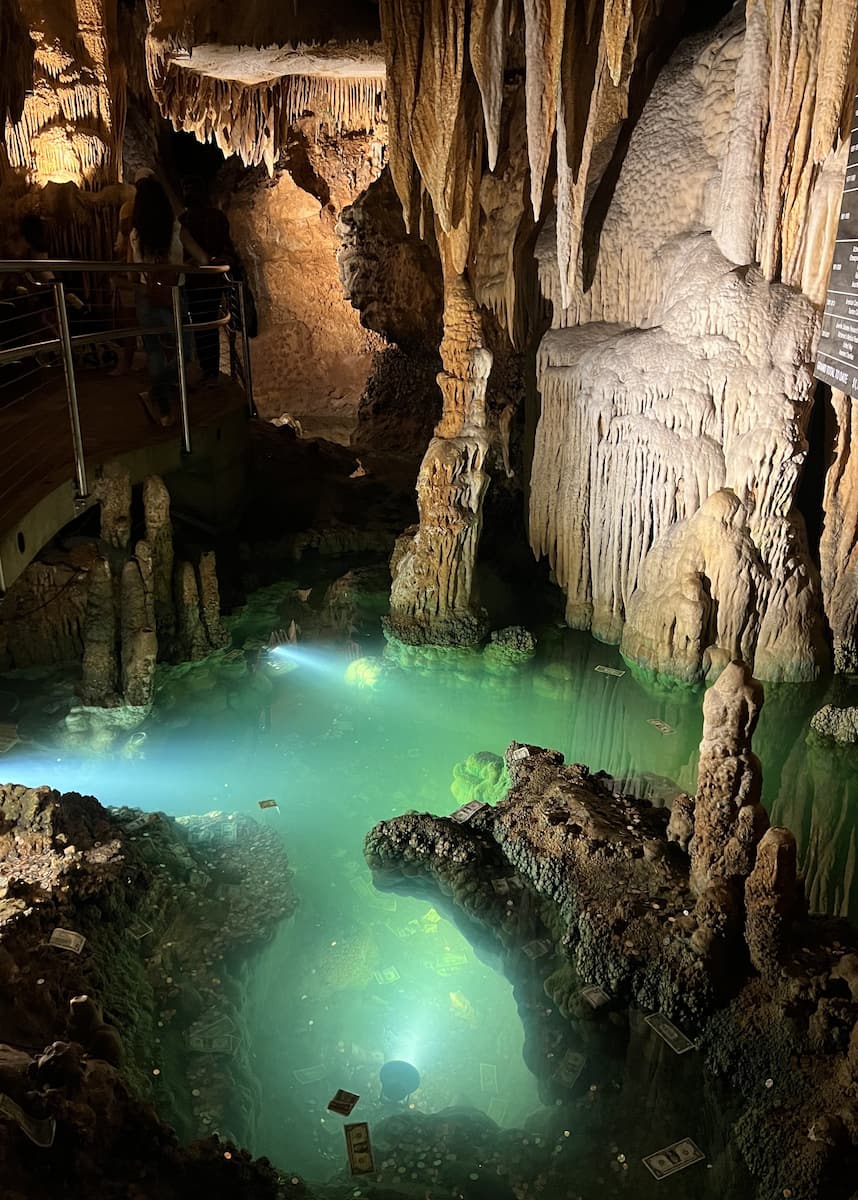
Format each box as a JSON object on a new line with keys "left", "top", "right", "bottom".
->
{"left": 365, "top": 729, "right": 858, "bottom": 1198}
{"left": 0, "top": 783, "right": 298, "bottom": 1198}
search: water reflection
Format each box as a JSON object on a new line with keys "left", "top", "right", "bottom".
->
{"left": 0, "top": 621, "right": 855, "bottom": 1193}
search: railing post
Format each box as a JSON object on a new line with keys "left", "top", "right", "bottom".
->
{"left": 237, "top": 282, "right": 257, "bottom": 417}
{"left": 171, "top": 283, "right": 192, "bottom": 453}
{"left": 53, "top": 280, "right": 88, "bottom": 499}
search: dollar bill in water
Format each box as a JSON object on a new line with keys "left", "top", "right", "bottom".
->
{"left": 509, "top": 745, "right": 530, "bottom": 761}
{"left": 491, "top": 877, "right": 511, "bottom": 895}
{"left": 188, "top": 1032, "right": 237, "bottom": 1055}
{"left": 327, "top": 1089, "right": 360, "bottom": 1116}
{"left": 647, "top": 719, "right": 675, "bottom": 735}
{"left": 479, "top": 1063, "right": 498, "bottom": 1095}
{"left": 373, "top": 966, "right": 400, "bottom": 985}
{"left": 554, "top": 1048, "right": 585, "bottom": 1088}
{"left": 594, "top": 665, "right": 626, "bottom": 677}
{"left": 344, "top": 1121, "right": 375, "bottom": 1174}
{"left": 645, "top": 1013, "right": 695, "bottom": 1054}
{"left": 642, "top": 1137, "right": 705, "bottom": 1179}
{"left": 451, "top": 800, "right": 487, "bottom": 823}
{"left": 49, "top": 928, "right": 86, "bottom": 954}
{"left": 128, "top": 922, "right": 153, "bottom": 941}
{"left": 194, "top": 1012, "right": 237, "bottom": 1038}
{"left": 293, "top": 1065, "right": 327, "bottom": 1085}
{"left": 0, "top": 1093, "right": 56, "bottom": 1148}
{"left": 258, "top": 799, "right": 279, "bottom": 810}
{"left": 522, "top": 938, "right": 552, "bottom": 959}
{"left": 486, "top": 1096, "right": 508, "bottom": 1123}
{"left": 581, "top": 985, "right": 610, "bottom": 1009}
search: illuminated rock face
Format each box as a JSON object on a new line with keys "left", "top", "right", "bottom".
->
{"left": 386, "top": 268, "right": 492, "bottom": 645}
{"left": 3, "top": 0, "right": 124, "bottom": 188}
{"left": 529, "top": 8, "right": 850, "bottom": 683}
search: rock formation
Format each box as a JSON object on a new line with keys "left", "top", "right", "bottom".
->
{"left": 3, "top": 0, "right": 125, "bottom": 189}
{"left": 365, "top": 662, "right": 858, "bottom": 1198}
{"left": 76, "top": 467, "right": 229, "bottom": 708}
{"left": 386, "top": 264, "right": 492, "bottom": 645}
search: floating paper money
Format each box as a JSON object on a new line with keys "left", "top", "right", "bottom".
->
{"left": 522, "top": 939, "right": 552, "bottom": 959}
{"left": 643, "top": 1137, "right": 705, "bottom": 1179}
{"left": 433, "top": 951, "right": 468, "bottom": 976}
{"left": 188, "top": 1032, "right": 237, "bottom": 1055}
{"left": 344, "top": 1121, "right": 375, "bottom": 1174}
{"left": 509, "top": 746, "right": 530, "bottom": 761}
{"left": 327, "top": 1089, "right": 359, "bottom": 1116}
{"left": 647, "top": 719, "right": 675, "bottom": 735}
{"left": 49, "top": 928, "right": 86, "bottom": 954}
{"left": 0, "top": 1093, "right": 56, "bottom": 1147}
{"left": 128, "top": 922, "right": 153, "bottom": 941}
{"left": 373, "top": 966, "right": 400, "bottom": 985}
{"left": 293, "top": 1065, "right": 327, "bottom": 1085}
{"left": 645, "top": 1013, "right": 695, "bottom": 1054}
{"left": 479, "top": 1063, "right": 498, "bottom": 1095}
{"left": 581, "top": 985, "right": 610, "bottom": 1009}
{"left": 554, "top": 1048, "right": 585, "bottom": 1088}
{"left": 194, "top": 1013, "right": 237, "bottom": 1039}
{"left": 258, "top": 799, "right": 279, "bottom": 811}
{"left": 491, "top": 878, "right": 511, "bottom": 895}
{"left": 486, "top": 1097, "right": 508, "bottom": 1124}
{"left": 594, "top": 665, "right": 626, "bottom": 677}
{"left": 451, "top": 800, "right": 487, "bottom": 823}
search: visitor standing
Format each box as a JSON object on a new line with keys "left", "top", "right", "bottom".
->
{"left": 179, "top": 177, "right": 235, "bottom": 384}
{"left": 130, "top": 176, "right": 208, "bottom": 425}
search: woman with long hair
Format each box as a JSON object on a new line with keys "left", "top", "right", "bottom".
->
{"left": 130, "top": 176, "right": 208, "bottom": 426}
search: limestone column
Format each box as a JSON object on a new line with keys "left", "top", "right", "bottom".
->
{"left": 386, "top": 254, "right": 492, "bottom": 645}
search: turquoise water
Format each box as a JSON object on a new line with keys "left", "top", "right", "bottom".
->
{"left": 1, "top": 588, "right": 856, "bottom": 1194}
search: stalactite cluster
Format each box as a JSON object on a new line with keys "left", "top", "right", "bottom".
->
{"left": 146, "top": 36, "right": 386, "bottom": 173}
{"left": 3, "top": 0, "right": 124, "bottom": 189}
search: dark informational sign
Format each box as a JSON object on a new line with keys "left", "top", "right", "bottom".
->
{"left": 815, "top": 92, "right": 858, "bottom": 396}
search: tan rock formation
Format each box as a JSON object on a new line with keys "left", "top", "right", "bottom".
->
{"left": 690, "top": 659, "right": 768, "bottom": 898}
{"left": 821, "top": 387, "right": 858, "bottom": 673}
{"left": 745, "top": 826, "right": 801, "bottom": 978}
{"left": 143, "top": 475, "right": 175, "bottom": 645}
{"left": 3, "top": 0, "right": 125, "bottom": 188}
{"left": 79, "top": 556, "right": 118, "bottom": 705}
{"left": 386, "top": 263, "right": 491, "bottom": 644}
{"left": 227, "top": 152, "right": 383, "bottom": 437}
{"left": 94, "top": 464, "right": 132, "bottom": 554}
{"left": 119, "top": 545, "right": 157, "bottom": 708}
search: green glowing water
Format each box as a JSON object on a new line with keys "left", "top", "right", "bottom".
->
{"left": 1, "top": 582, "right": 856, "bottom": 1195}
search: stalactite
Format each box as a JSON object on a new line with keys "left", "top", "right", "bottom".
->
{"left": 146, "top": 35, "right": 386, "bottom": 173}
{"left": 0, "top": 0, "right": 34, "bottom": 133}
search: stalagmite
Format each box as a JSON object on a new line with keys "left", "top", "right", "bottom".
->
{"left": 821, "top": 388, "right": 858, "bottom": 674}
{"left": 386, "top": 260, "right": 491, "bottom": 645}
{"left": 690, "top": 660, "right": 768, "bottom": 898}
{"left": 120, "top": 546, "right": 157, "bottom": 708}
{"left": 94, "top": 465, "right": 131, "bottom": 555}
{"left": 143, "top": 475, "right": 175, "bottom": 646}
{"left": 197, "top": 551, "right": 229, "bottom": 652}
{"left": 745, "top": 827, "right": 801, "bottom": 979}
{"left": 79, "top": 557, "right": 118, "bottom": 706}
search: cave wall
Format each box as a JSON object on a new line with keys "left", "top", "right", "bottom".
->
{"left": 226, "top": 131, "right": 385, "bottom": 440}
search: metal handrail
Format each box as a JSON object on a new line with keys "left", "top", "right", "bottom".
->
{"left": 0, "top": 259, "right": 230, "bottom": 275}
{"left": 0, "top": 257, "right": 255, "bottom": 501}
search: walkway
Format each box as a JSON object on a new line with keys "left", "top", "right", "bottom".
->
{"left": 0, "top": 368, "right": 248, "bottom": 591}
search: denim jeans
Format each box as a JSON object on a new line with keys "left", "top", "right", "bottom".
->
{"left": 135, "top": 287, "right": 192, "bottom": 415}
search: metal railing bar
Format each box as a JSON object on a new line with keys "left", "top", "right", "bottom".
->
{"left": 54, "top": 280, "right": 88, "bottom": 499}
{"left": 0, "top": 260, "right": 229, "bottom": 276}
{"left": 0, "top": 314, "right": 232, "bottom": 368}
{"left": 171, "top": 285, "right": 192, "bottom": 455}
